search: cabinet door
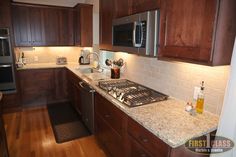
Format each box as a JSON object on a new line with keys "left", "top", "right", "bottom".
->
{"left": 113, "top": 0, "right": 131, "bottom": 18}
{"left": 99, "top": 0, "right": 114, "bottom": 50}
{"left": 74, "top": 4, "right": 93, "bottom": 47}
{"left": 158, "top": 0, "right": 217, "bottom": 63}
{"left": 29, "top": 7, "right": 45, "bottom": 46}
{"left": 19, "top": 69, "right": 54, "bottom": 107}
{"left": 53, "top": 68, "right": 68, "bottom": 103}
{"left": 12, "top": 5, "right": 32, "bottom": 46}
{"left": 80, "top": 5, "right": 93, "bottom": 47}
{"left": 43, "top": 8, "right": 60, "bottom": 46}
{"left": 95, "top": 113, "right": 123, "bottom": 157}
{"left": 130, "top": 0, "right": 160, "bottom": 14}
{"left": 58, "top": 8, "right": 74, "bottom": 46}
{"left": 0, "top": 0, "right": 11, "bottom": 28}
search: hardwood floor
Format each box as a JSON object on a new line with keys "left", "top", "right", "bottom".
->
{"left": 3, "top": 106, "right": 107, "bottom": 157}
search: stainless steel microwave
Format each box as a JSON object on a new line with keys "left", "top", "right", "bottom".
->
{"left": 112, "top": 10, "right": 160, "bottom": 57}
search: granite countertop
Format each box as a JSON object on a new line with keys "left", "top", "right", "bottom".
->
{"left": 17, "top": 63, "right": 219, "bottom": 148}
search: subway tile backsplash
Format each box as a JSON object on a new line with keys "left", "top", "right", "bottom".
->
{"left": 110, "top": 52, "right": 230, "bottom": 115}
{"left": 14, "top": 47, "right": 83, "bottom": 64}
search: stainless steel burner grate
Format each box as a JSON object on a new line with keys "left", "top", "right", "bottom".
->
{"left": 98, "top": 79, "right": 168, "bottom": 107}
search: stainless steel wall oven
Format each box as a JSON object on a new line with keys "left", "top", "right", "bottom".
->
{"left": 0, "top": 28, "right": 16, "bottom": 92}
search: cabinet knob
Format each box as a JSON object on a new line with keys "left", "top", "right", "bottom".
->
{"left": 141, "top": 138, "right": 148, "bottom": 143}
{"left": 140, "top": 153, "right": 147, "bottom": 157}
{"left": 104, "top": 114, "right": 110, "bottom": 118}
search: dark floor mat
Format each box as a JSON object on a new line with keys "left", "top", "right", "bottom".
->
{"left": 47, "top": 103, "right": 91, "bottom": 143}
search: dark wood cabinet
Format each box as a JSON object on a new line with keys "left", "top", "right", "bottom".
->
{"left": 158, "top": 0, "right": 236, "bottom": 65}
{"left": 128, "top": 117, "right": 170, "bottom": 157}
{"left": 95, "top": 93, "right": 127, "bottom": 157}
{"left": 12, "top": 4, "right": 75, "bottom": 46}
{"left": 130, "top": 0, "right": 160, "bottom": 14}
{"left": 0, "top": 94, "right": 9, "bottom": 157}
{"left": 58, "top": 8, "right": 74, "bottom": 46}
{"left": 12, "top": 5, "right": 32, "bottom": 46}
{"left": 0, "top": 0, "right": 11, "bottom": 28}
{"left": 99, "top": 0, "right": 114, "bottom": 51}
{"left": 42, "top": 8, "right": 60, "bottom": 46}
{"left": 29, "top": 7, "right": 45, "bottom": 46}
{"left": 53, "top": 68, "right": 68, "bottom": 103}
{"left": 18, "top": 69, "right": 54, "bottom": 107}
{"left": 12, "top": 4, "right": 45, "bottom": 46}
{"left": 67, "top": 70, "right": 82, "bottom": 114}
{"left": 113, "top": 0, "right": 131, "bottom": 18}
{"left": 74, "top": 4, "right": 93, "bottom": 47}
{"left": 18, "top": 68, "right": 68, "bottom": 107}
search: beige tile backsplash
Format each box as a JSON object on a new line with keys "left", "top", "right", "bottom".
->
{"left": 14, "top": 47, "right": 83, "bottom": 64}
{"left": 14, "top": 47, "right": 230, "bottom": 115}
{"left": 113, "top": 52, "right": 230, "bottom": 115}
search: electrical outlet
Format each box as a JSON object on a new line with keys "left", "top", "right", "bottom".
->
{"left": 193, "top": 87, "right": 201, "bottom": 100}
{"left": 34, "top": 56, "right": 38, "bottom": 62}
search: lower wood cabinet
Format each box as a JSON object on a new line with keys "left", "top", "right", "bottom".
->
{"left": 128, "top": 117, "right": 170, "bottom": 157}
{"left": 0, "top": 96, "right": 9, "bottom": 157}
{"left": 95, "top": 93, "right": 211, "bottom": 157}
{"left": 67, "top": 69, "right": 82, "bottom": 114}
{"left": 94, "top": 93, "right": 127, "bottom": 157}
{"left": 18, "top": 68, "right": 68, "bottom": 107}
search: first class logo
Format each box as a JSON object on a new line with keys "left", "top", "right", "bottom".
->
{"left": 185, "top": 133, "right": 234, "bottom": 155}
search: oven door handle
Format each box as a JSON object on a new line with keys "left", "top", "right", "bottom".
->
{"left": 79, "top": 81, "right": 95, "bottom": 93}
{"left": 0, "top": 37, "right": 9, "bottom": 39}
{"left": 0, "top": 64, "right": 11, "bottom": 68}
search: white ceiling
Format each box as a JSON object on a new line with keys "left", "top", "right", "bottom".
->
{"left": 12, "top": 0, "right": 87, "bottom": 7}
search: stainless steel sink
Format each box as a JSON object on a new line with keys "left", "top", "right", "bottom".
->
{"left": 78, "top": 68, "right": 102, "bottom": 74}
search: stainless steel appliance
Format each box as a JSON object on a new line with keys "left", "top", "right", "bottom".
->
{"left": 77, "top": 81, "right": 95, "bottom": 133}
{"left": 112, "top": 10, "right": 160, "bottom": 56}
{"left": 0, "top": 28, "right": 16, "bottom": 92}
{"left": 98, "top": 79, "right": 168, "bottom": 107}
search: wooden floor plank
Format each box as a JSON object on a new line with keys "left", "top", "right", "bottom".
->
{"left": 3, "top": 106, "right": 107, "bottom": 157}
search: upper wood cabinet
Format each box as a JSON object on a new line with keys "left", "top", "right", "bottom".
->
{"left": 12, "top": 4, "right": 75, "bottom": 46}
{"left": 130, "top": 0, "right": 160, "bottom": 14}
{"left": 158, "top": 0, "right": 236, "bottom": 65}
{"left": 99, "top": 0, "right": 114, "bottom": 51}
{"left": 0, "top": 0, "right": 11, "bottom": 28}
{"left": 12, "top": 4, "right": 45, "bottom": 46}
{"left": 74, "top": 4, "right": 93, "bottom": 47}
{"left": 58, "top": 8, "right": 74, "bottom": 46}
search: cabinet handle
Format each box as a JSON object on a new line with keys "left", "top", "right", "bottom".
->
{"left": 140, "top": 137, "right": 149, "bottom": 143}
{"left": 140, "top": 153, "right": 147, "bottom": 157}
{"left": 104, "top": 114, "right": 110, "bottom": 118}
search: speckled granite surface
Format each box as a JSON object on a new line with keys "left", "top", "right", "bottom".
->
{"left": 17, "top": 63, "right": 219, "bottom": 148}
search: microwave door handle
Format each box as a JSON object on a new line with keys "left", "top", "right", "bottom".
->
{"left": 140, "top": 23, "right": 144, "bottom": 47}
{"left": 133, "top": 22, "right": 143, "bottom": 48}
{"left": 133, "top": 22, "right": 137, "bottom": 47}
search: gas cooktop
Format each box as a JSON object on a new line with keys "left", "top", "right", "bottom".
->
{"left": 98, "top": 79, "right": 168, "bottom": 107}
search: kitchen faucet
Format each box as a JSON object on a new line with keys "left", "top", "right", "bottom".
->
{"left": 86, "top": 52, "right": 100, "bottom": 69}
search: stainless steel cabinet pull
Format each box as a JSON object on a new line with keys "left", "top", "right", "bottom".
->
{"left": 0, "top": 65, "right": 11, "bottom": 68}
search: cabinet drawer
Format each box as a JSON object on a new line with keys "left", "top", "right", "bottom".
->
{"left": 95, "top": 113, "right": 123, "bottom": 157}
{"left": 128, "top": 118, "right": 170, "bottom": 157}
{"left": 129, "top": 136, "right": 153, "bottom": 157}
{"left": 95, "top": 93, "right": 125, "bottom": 135}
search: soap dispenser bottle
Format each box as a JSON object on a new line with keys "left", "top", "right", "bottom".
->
{"left": 196, "top": 81, "right": 205, "bottom": 114}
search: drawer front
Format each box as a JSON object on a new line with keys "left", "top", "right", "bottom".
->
{"left": 129, "top": 136, "right": 153, "bottom": 157}
{"left": 128, "top": 118, "right": 170, "bottom": 157}
{"left": 95, "top": 93, "right": 125, "bottom": 135}
{"left": 95, "top": 113, "right": 123, "bottom": 157}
